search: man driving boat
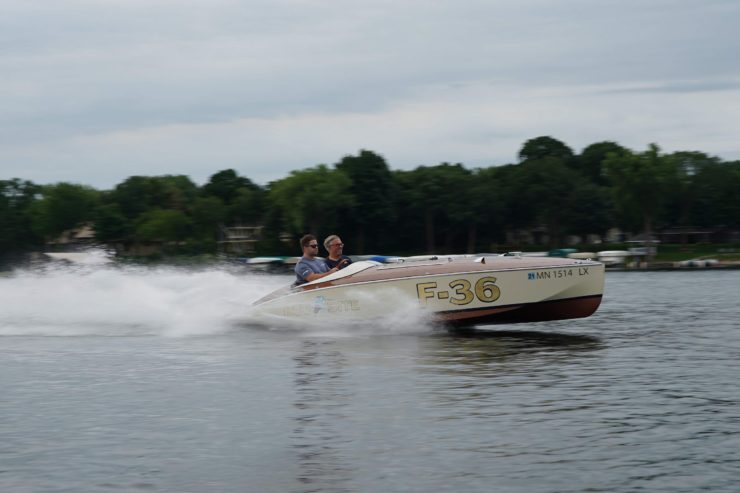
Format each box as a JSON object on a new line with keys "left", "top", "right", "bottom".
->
{"left": 294, "top": 234, "right": 342, "bottom": 285}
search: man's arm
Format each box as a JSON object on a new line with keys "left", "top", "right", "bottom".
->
{"left": 304, "top": 266, "right": 340, "bottom": 282}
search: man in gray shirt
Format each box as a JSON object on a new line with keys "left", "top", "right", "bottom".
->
{"left": 294, "top": 234, "right": 342, "bottom": 285}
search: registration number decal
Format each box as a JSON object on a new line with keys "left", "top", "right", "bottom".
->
{"left": 416, "top": 276, "right": 501, "bottom": 306}
{"left": 528, "top": 267, "right": 590, "bottom": 280}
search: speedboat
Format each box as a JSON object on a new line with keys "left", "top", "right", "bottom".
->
{"left": 251, "top": 253, "right": 604, "bottom": 327}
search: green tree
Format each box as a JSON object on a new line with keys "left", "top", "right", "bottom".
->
{"left": 468, "top": 167, "right": 507, "bottom": 250}
{"left": 93, "top": 203, "right": 130, "bottom": 243}
{"left": 101, "top": 175, "right": 199, "bottom": 250}
{"left": 191, "top": 196, "right": 227, "bottom": 240}
{"left": 268, "top": 165, "right": 354, "bottom": 238}
{"left": 201, "top": 169, "right": 265, "bottom": 227}
{"left": 0, "top": 179, "right": 41, "bottom": 254}
{"left": 487, "top": 163, "right": 537, "bottom": 243}
{"left": 111, "top": 175, "right": 198, "bottom": 219}
{"left": 604, "top": 144, "right": 679, "bottom": 246}
{"left": 228, "top": 187, "right": 266, "bottom": 225}
{"left": 491, "top": 155, "right": 607, "bottom": 247}
{"left": 108, "top": 176, "right": 154, "bottom": 219}
{"left": 134, "top": 209, "right": 192, "bottom": 243}
{"left": 395, "top": 163, "right": 472, "bottom": 253}
{"left": 202, "top": 169, "right": 259, "bottom": 204}
{"left": 29, "top": 182, "right": 100, "bottom": 240}
{"left": 564, "top": 182, "right": 613, "bottom": 240}
{"left": 517, "top": 158, "right": 592, "bottom": 246}
{"left": 577, "top": 141, "right": 628, "bottom": 185}
{"left": 662, "top": 151, "right": 721, "bottom": 239}
{"left": 436, "top": 164, "right": 477, "bottom": 252}
{"left": 519, "top": 136, "right": 574, "bottom": 163}
{"left": 690, "top": 159, "right": 740, "bottom": 229}
{"left": 335, "top": 150, "right": 396, "bottom": 253}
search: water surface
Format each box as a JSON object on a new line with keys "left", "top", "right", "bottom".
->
{"left": 1, "top": 267, "right": 739, "bottom": 492}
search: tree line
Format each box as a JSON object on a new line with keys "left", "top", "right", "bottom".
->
{"left": 2, "top": 136, "right": 739, "bottom": 259}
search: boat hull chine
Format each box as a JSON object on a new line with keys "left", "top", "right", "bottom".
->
{"left": 439, "top": 294, "right": 603, "bottom": 326}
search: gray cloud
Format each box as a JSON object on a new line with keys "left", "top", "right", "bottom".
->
{"left": 1, "top": 0, "right": 739, "bottom": 187}
{"left": 599, "top": 79, "right": 740, "bottom": 94}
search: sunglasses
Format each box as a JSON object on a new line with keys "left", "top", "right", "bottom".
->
{"left": 308, "top": 244, "right": 319, "bottom": 248}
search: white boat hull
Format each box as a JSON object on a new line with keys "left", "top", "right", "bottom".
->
{"left": 251, "top": 256, "right": 604, "bottom": 327}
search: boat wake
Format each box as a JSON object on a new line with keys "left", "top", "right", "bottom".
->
{"left": 0, "top": 265, "right": 285, "bottom": 337}
{"left": 0, "top": 264, "right": 437, "bottom": 337}
{"left": 241, "top": 290, "right": 437, "bottom": 337}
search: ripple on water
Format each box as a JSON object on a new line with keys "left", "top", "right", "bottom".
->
{"left": 1, "top": 269, "right": 740, "bottom": 492}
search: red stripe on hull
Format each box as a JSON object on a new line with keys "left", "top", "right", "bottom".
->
{"left": 437, "top": 295, "right": 603, "bottom": 326}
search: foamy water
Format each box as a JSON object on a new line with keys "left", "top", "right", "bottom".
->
{"left": 0, "top": 264, "right": 436, "bottom": 337}
{"left": 0, "top": 265, "right": 286, "bottom": 337}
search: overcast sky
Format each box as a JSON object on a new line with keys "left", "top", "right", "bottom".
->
{"left": 2, "top": 0, "right": 739, "bottom": 188}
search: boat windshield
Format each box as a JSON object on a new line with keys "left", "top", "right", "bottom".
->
{"left": 301, "top": 260, "right": 381, "bottom": 287}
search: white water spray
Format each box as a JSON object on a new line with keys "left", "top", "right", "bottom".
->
{"left": 0, "top": 265, "right": 287, "bottom": 337}
{"left": 0, "top": 264, "right": 438, "bottom": 337}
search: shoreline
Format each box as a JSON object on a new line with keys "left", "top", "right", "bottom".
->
{"left": 607, "top": 261, "right": 740, "bottom": 272}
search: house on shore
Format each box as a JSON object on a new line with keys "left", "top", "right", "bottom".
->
{"left": 218, "top": 226, "right": 263, "bottom": 255}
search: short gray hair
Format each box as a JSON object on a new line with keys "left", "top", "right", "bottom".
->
{"left": 323, "top": 234, "right": 340, "bottom": 250}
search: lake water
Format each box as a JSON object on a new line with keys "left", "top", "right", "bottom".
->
{"left": 1, "top": 266, "right": 739, "bottom": 492}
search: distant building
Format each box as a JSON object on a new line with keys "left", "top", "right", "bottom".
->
{"left": 656, "top": 228, "right": 739, "bottom": 244}
{"left": 506, "top": 227, "right": 548, "bottom": 246}
{"left": 48, "top": 223, "right": 96, "bottom": 248}
{"left": 605, "top": 228, "right": 625, "bottom": 243}
{"left": 219, "top": 226, "right": 263, "bottom": 255}
{"left": 112, "top": 242, "right": 164, "bottom": 257}
{"left": 43, "top": 223, "right": 113, "bottom": 263}
{"left": 625, "top": 233, "right": 660, "bottom": 244}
